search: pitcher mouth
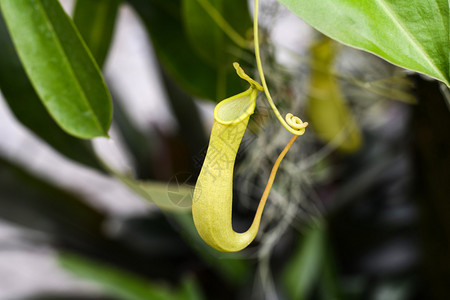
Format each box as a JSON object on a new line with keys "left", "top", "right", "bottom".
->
{"left": 214, "top": 88, "right": 257, "bottom": 125}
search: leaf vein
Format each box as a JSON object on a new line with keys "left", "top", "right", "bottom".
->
{"left": 36, "top": 0, "right": 105, "bottom": 135}
{"left": 377, "top": 0, "right": 446, "bottom": 80}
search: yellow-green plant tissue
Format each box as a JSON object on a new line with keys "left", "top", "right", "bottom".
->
{"left": 192, "top": 63, "right": 263, "bottom": 252}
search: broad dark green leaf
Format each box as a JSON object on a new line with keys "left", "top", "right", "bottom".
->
{"left": 73, "top": 0, "right": 121, "bottom": 68}
{"left": 182, "top": 0, "right": 252, "bottom": 67}
{"left": 59, "top": 253, "right": 187, "bottom": 300}
{"left": 277, "top": 0, "right": 450, "bottom": 87}
{"left": 127, "top": 0, "right": 244, "bottom": 100}
{"left": 0, "top": 11, "right": 103, "bottom": 170}
{"left": 0, "top": 0, "right": 112, "bottom": 138}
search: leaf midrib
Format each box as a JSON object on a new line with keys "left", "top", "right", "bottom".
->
{"left": 36, "top": 0, "right": 105, "bottom": 135}
{"left": 377, "top": 0, "right": 446, "bottom": 80}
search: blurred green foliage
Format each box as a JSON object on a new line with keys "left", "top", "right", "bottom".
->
{"left": 0, "top": 0, "right": 448, "bottom": 299}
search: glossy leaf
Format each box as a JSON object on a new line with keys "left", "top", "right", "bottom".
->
{"left": 0, "top": 0, "right": 112, "bottom": 138}
{"left": 0, "top": 11, "right": 103, "bottom": 170}
{"left": 127, "top": 0, "right": 244, "bottom": 100}
{"left": 73, "top": 0, "right": 121, "bottom": 68}
{"left": 277, "top": 0, "right": 450, "bottom": 87}
{"left": 307, "top": 37, "right": 362, "bottom": 153}
{"left": 182, "top": 0, "right": 252, "bottom": 67}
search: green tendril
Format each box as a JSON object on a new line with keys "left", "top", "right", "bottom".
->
{"left": 253, "top": 0, "right": 308, "bottom": 135}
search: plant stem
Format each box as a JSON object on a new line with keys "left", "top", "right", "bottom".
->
{"left": 253, "top": 0, "right": 307, "bottom": 136}
{"left": 251, "top": 134, "right": 298, "bottom": 231}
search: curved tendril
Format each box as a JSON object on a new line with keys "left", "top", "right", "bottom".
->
{"left": 250, "top": 134, "right": 298, "bottom": 232}
{"left": 253, "top": 0, "right": 308, "bottom": 136}
{"left": 233, "top": 62, "right": 263, "bottom": 91}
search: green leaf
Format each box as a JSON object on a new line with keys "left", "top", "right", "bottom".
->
{"left": 104, "top": 161, "right": 192, "bottom": 211}
{"left": 0, "top": 0, "right": 112, "bottom": 138}
{"left": 0, "top": 11, "right": 103, "bottom": 170}
{"left": 73, "top": 0, "right": 121, "bottom": 68}
{"left": 182, "top": 0, "right": 252, "bottom": 67}
{"left": 277, "top": 0, "right": 450, "bottom": 87}
{"left": 319, "top": 235, "right": 342, "bottom": 300}
{"left": 127, "top": 0, "right": 244, "bottom": 100}
{"left": 282, "top": 223, "right": 326, "bottom": 300}
{"left": 119, "top": 175, "right": 194, "bottom": 211}
{"left": 176, "top": 277, "right": 206, "bottom": 300}
{"left": 59, "top": 253, "right": 180, "bottom": 300}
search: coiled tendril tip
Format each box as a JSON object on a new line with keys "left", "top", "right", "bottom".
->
{"left": 253, "top": 0, "right": 307, "bottom": 136}
{"left": 286, "top": 113, "right": 308, "bottom": 136}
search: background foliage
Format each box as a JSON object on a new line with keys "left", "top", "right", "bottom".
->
{"left": 0, "top": 0, "right": 448, "bottom": 299}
